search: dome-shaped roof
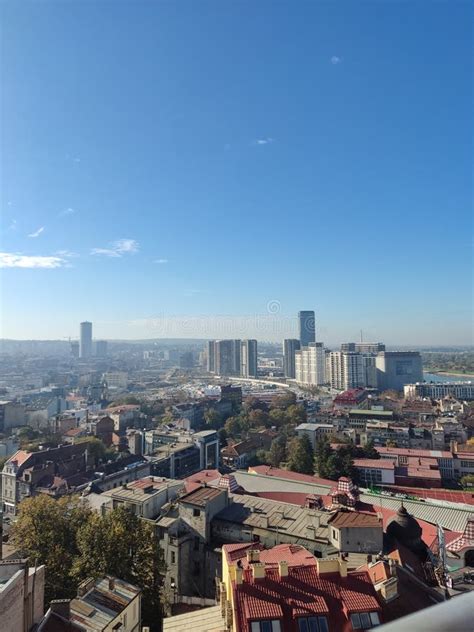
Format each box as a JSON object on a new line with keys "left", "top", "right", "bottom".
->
{"left": 386, "top": 505, "right": 423, "bottom": 546}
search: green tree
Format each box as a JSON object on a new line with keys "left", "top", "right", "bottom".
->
{"left": 269, "top": 408, "right": 288, "bottom": 429}
{"left": 287, "top": 435, "right": 314, "bottom": 475}
{"left": 286, "top": 404, "right": 307, "bottom": 425}
{"left": 461, "top": 475, "right": 474, "bottom": 488}
{"left": 204, "top": 408, "right": 223, "bottom": 430}
{"left": 248, "top": 409, "right": 269, "bottom": 428}
{"left": 75, "top": 436, "right": 106, "bottom": 466}
{"left": 268, "top": 436, "right": 287, "bottom": 468}
{"left": 224, "top": 416, "right": 242, "bottom": 439}
{"left": 73, "top": 506, "right": 165, "bottom": 628}
{"left": 11, "top": 495, "right": 91, "bottom": 604}
{"left": 271, "top": 392, "right": 297, "bottom": 409}
{"left": 315, "top": 437, "right": 336, "bottom": 479}
{"left": 361, "top": 439, "right": 380, "bottom": 459}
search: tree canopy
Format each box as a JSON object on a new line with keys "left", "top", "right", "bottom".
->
{"left": 287, "top": 435, "right": 314, "bottom": 474}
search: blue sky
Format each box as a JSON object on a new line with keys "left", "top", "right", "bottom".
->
{"left": 1, "top": 1, "right": 472, "bottom": 345}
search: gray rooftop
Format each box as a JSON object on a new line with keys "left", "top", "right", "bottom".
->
{"left": 214, "top": 493, "right": 329, "bottom": 543}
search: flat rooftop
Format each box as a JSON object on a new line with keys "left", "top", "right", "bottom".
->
{"left": 179, "top": 486, "right": 225, "bottom": 507}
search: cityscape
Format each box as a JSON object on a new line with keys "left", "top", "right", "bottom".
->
{"left": 1, "top": 2, "right": 472, "bottom": 632}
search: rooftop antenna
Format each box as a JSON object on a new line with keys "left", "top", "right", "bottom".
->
{"left": 360, "top": 330, "right": 363, "bottom": 343}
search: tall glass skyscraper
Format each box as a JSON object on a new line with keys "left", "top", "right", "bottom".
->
{"left": 298, "top": 310, "right": 316, "bottom": 347}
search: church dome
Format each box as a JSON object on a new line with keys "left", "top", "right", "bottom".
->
{"left": 386, "top": 505, "right": 423, "bottom": 550}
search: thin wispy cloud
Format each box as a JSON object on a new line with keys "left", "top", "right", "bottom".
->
{"left": 59, "top": 207, "right": 76, "bottom": 217}
{"left": 0, "top": 252, "right": 67, "bottom": 269}
{"left": 91, "top": 238, "right": 139, "bottom": 258}
{"left": 8, "top": 219, "right": 17, "bottom": 231}
{"left": 28, "top": 226, "right": 45, "bottom": 238}
{"left": 331, "top": 56, "right": 342, "bottom": 65}
{"left": 255, "top": 137, "right": 274, "bottom": 145}
{"left": 154, "top": 258, "right": 169, "bottom": 264}
{"left": 55, "top": 249, "right": 79, "bottom": 258}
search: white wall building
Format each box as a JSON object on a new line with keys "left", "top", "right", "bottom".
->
{"left": 295, "top": 342, "right": 326, "bottom": 386}
{"left": 326, "top": 352, "right": 365, "bottom": 391}
{"left": 0, "top": 561, "right": 45, "bottom": 632}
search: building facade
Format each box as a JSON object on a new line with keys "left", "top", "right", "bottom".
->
{"left": 298, "top": 310, "right": 316, "bottom": 347}
{"left": 283, "top": 339, "right": 300, "bottom": 378}
{"left": 376, "top": 351, "right": 423, "bottom": 392}
{"left": 326, "top": 351, "right": 365, "bottom": 390}
{"left": 240, "top": 340, "right": 258, "bottom": 378}
{"left": 295, "top": 342, "right": 326, "bottom": 386}
{"left": 79, "top": 321, "right": 93, "bottom": 359}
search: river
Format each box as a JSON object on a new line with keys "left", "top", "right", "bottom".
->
{"left": 423, "top": 372, "right": 473, "bottom": 383}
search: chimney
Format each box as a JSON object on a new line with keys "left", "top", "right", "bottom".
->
{"left": 108, "top": 577, "right": 115, "bottom": 591}
{"left": 278, "top": 560, "right": 288, "bottom": 578}
{"left": 246, "top": 549, "right": 260, "bottom": 564}
{"left": 235, "top": 567, "right": 243, "bottom": 585}
{"left": 388, "top": 558, "right": 397, "bottom": 578}
{"left": 339, "top": 556, "right": 348, "bottom": 578}
{"left": 49, "top": 600, "right": 71, "bottom": 621}
{"left": 252, "top": 562, "right": 266, "bottom": 581}
{"left": 77, "top": 578, "right": 95, "bottom": 597}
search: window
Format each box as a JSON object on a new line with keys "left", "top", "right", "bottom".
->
{"left": 350, "top": 612, "right": 380, "bottom": 629}
{"left": 171, "top": 551, "right": 176, "bottom": 564}
{"left": 250, "top": 621, "right": 281, "bottom": 632}
{"left": 193, "top": 508, "right": 201, "bottom": 517}
{"left": 297, "top": 617, "right": 329, "bottom": 632}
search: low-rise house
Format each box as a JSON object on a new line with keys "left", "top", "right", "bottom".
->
{"left": 328, "top": 510, "right": 383, "bottom": 553}
{"left": 37, "top": 576, "right": 141, "bottom": 632}
{"left": 99, "top": 476, "right": 184, "bottom": 519}
{"left": 1, "top": 443, "right": 92, "bottom": 515}
{"left": 221, "top": 437, "right": 264, "bottom": 468}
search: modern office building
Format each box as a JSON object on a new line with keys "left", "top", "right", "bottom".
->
{"left": 95, "top": 340, "right": 108, "bottom": 357}
{"left": 283, "top": 338, "right": 301, "bottom": 378}
{"left": 326, "top": 351, "right": 365, "bottom": 390}
{"left": 295, "top": 342, "right": 326, "bottom": 386}
{"left": 356, "top": 342, "right": 385, "bottom": 354}
{"left": 375, "top": 351, "right": 423, "bottom": 392}
{"left": 79, "top": 321, "right": 93, "bottom": 359}
{"left": 404, "top": 381, "right": 474, "bottom": 401}
{"left": 241, "top": 339, "right": 258, "bottom": 378}
{"left": 214, "top": 339, "right": 240, "bottom": 376}
{"left": 298, "top": 310, "right": 316, "bottom": 347}
{"left": 207, "top": 340, "right": 216, "bottom": 372}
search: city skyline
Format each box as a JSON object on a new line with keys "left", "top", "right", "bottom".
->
{"left": 1, "top": 2, "right": 472, "bottom": 346}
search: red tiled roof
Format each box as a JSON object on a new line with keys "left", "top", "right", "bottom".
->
{"left": 377, "top": 446, "right": 452, "bottom": 459}
{"left": 184, "top": 469, "right": 220, "bottom": 484}
{"left": 353, "top": 459, "right": 395, "bottom": 470}
{"left": 233, "top": 564, "right": 381, "bottom": 632}
{"left": 6, "top": 450, "right": 32, "bottom": 467}
{"left": 385, "top": 486, "right": 474, "bottom": 506}
{"left": 328, "top": 511, "right": 382, "bottom": 529}
{"left": 249, "top": 465, "right": 334, "bottom": 487}
{"left": 223, "top": 543, "right": 317, "bottom": 568}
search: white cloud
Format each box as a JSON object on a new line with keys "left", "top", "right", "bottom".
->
{"left": 8, "top": 219, "right": 17, "bottom": 231}
{"left": 154, "top": 258, "right": 169, "bottom": 264}
{"left": 331, "top": 56, "right": 342, "bottom": 65}
{"left": 28, "top": 226, "right": 45, "bottom": 238}
{"left": 59, "top": 207, "right": 76, "bottom": 217}
{"left": 55, "top": 249, "right": 79, "bottom": 258}
{"left": 255, "top": 138, "right": 274, "bottom": 145}
{"left": 91, "top": 238, "right": 139, "bottom": 257}
{"left": 0, "top": 252, "right": 67, "bottom": 269}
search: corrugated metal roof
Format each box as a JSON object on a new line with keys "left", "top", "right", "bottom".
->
{"left": 163, "top": 605, "right": 226, "bottom": 632}
{"left": 215, "top": 493, "right": 329, "bottom": 542}
{"left": 359, "top": 493, "right": 472, "bottom": 533}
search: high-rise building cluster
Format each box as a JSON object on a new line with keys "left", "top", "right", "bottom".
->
{"left": 283, "top": 310, "right": 423, "bottom": 391}
{"left": 207, "top": 339, "right": 258, "bottom": 378}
